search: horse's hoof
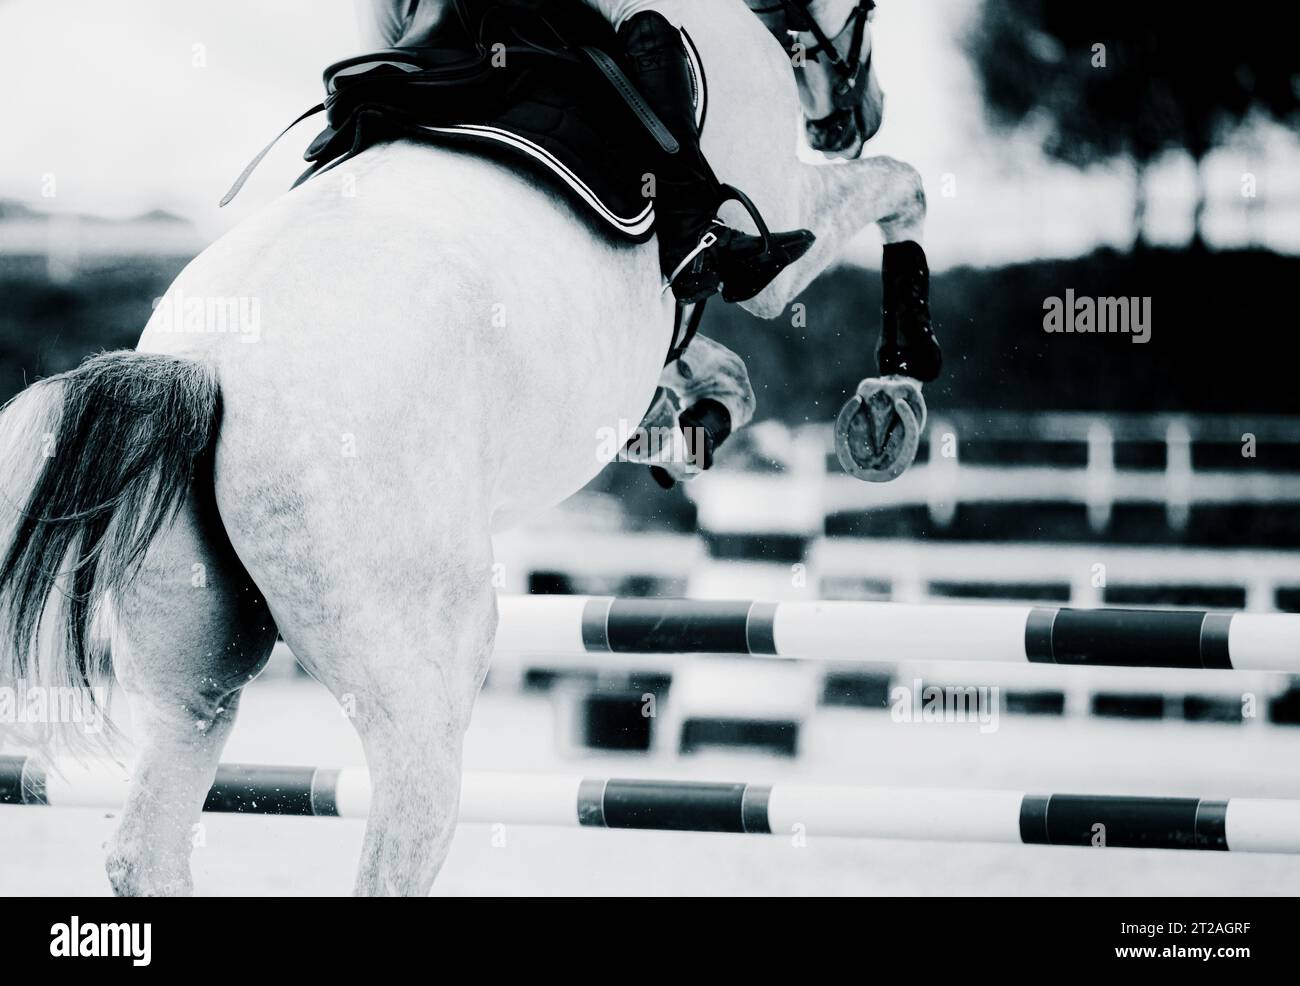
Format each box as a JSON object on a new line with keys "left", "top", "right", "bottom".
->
{"left": 858, "top": 374, "right": 927, "bottom": 435}
{"left": 834, "top": 375, "right": 926, "bottom": 482}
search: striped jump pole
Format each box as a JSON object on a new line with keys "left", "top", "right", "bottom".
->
{"left": 4, "top": 755, "right": 1300, "bottom": 854}
{"left": 496, "top": 596, "right": 1300, "bottom": 672}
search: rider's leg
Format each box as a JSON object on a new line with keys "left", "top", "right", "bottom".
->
{"left": 354, "top": 0, "right": 408, "bottom": 47}
{"left": 354, "top": 0, "right": 451, "bottom": 48}
{"left": 612, "top": 7, "right": 817, "bottom": 304}
{"left": 581, "top": 0, "right": 659, "bottom": 29}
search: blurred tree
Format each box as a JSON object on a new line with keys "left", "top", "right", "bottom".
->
{"left": 965, "top": 0, "right": 1300, "bottom": 248}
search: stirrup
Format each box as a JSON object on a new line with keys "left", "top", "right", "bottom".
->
{"left": 717, "top": 184, "right": 774, "bottom": 259}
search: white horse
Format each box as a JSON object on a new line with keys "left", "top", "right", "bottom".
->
{"left": 0, "top": 0, "right": 928, "bottom": 895}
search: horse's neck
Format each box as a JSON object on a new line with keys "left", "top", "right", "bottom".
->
{"left": 811, "top": 0, "right": 863, "bottom": 33}
{"left": 759, "top": 0, "right": 860, "bottom": 34}
{"left": 672, "top": 0, "right": 802, "bottom": 236}
{"left": 742, "top": 0, "right": 789, "bottom": 35}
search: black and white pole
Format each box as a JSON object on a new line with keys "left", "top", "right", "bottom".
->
{"left": 496, "top": 596, "right": 1300, "bottom": 671}
{"left": 3, "top": 756, "right": 1299, "bottom": 854}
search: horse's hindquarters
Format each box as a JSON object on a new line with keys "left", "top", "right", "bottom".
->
{"left": 138, "top": 142, "right": 677, "bottom": 893}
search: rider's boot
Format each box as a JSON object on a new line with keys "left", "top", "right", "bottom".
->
{"left": 877, "top": 239, "right": 941, "bottom": 382}
{"left": 618, "top": 11, "right": 816, "bottom": 304}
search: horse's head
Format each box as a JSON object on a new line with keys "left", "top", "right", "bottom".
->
{"left": 782, "top": 0, "right": 883, "bottom": 159}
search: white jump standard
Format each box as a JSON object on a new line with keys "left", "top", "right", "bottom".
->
{"left": 4, "top": 756, "right": 1299, "bottom": 855}
{"left": 497, "top": 596, "right": 1300, "bottom": 671}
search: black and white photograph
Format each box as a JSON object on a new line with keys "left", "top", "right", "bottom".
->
{"left": 1, "top": 0, "right": 1298, "bottom": 933}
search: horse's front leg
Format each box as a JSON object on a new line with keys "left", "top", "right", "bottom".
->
{"left": 624, "top": 334, "right": 756, "bottom": 488}
{"left": 742, "top": 156, "right": 939, "bottom": 481}
{"left": 743, "top": 155, "right": 926, "bottom": 315}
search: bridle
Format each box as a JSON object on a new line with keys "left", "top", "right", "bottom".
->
{"left": 753, "top": 0, "right": 877, "bottom": 149}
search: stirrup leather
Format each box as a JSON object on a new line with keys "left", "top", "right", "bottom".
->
{"left": 664, "top": 226, "right": 721, "bottom": 294}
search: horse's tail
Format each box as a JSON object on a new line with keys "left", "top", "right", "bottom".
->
{"left": 0, "top": 351, "right": 221, "bottom": 724}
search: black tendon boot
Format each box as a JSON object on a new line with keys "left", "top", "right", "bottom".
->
{"left": 618, "top": 11, "right": 815, "bottom": 303}
{"left": 878, "top": 240, "right": 942, "bottom": 382}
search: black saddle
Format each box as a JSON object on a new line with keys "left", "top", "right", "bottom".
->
{"left": 222, "top": 2, "right": 706, "bottom": 242}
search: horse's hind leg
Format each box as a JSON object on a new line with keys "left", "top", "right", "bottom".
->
{"left": 300, "top": 535, "right": 496, "bottom": 897}
{"left": 350, "top": 575, "right": 495, "bottom": 896}
{"left": 225, "top": 459, "right": 498, "bottom": 896}
{"left": 104, "top": 485, "right": 277, "bottom": 896}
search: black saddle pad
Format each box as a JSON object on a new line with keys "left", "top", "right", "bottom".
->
{"left": 300, "top": 6, "right": 706, "bottom": 240}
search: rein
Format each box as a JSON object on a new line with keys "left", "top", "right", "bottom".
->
{"left": 752, "top": 0, "right": 875, "bottom": 133}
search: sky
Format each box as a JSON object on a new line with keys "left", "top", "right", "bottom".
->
{"left": 2, "top": 0, "right": 1297, "bottom": 268}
